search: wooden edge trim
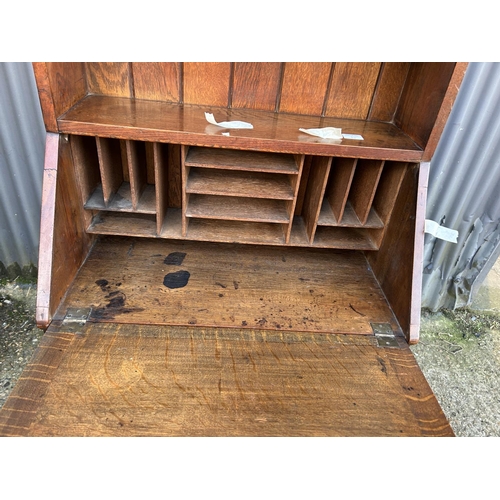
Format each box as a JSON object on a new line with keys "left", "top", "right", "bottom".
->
{"left": 0, "top": 330, "right": 74, "bottom": 436}
{"left": 385, "top": 347, "right": 454, "bottom": 436}
{"left": 408, "top": 161, "right": 430, "bottom": 344}
{"left": 35, "top": 133, "right": 60, "bottom": 330}
{"left": 421, "top": 62, "right": 468, "bottom": 162}
{"left": 32, "top": 63, "right": 58, "bottom": 132}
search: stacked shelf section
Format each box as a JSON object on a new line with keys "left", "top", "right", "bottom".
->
{"left": 70, "top": 135, "right": 168, "bottom": 237}
{"left": 182, "top": 147, "right": 304, "bottom": 245}
{"left": 69, "top": 134, "right": 410, "bottom": 251}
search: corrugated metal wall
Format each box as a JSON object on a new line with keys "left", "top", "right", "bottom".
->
{"left": 422, "top": 62, "right": 500, "bottom": 310}
{"left": 0, "top": 62, "right": 45, "bottom": 279}
{"left": 1, "top": 62, "right": 499, "bottom": 310}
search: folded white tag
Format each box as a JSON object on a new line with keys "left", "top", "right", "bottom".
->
{"left": 205, "top": 112, "right": 253, "bottom": 129}
{"left": 299, "top": 127, "right": 343, "bottom": 140}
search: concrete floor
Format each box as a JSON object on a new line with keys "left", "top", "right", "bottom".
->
{"left": 411, "top": 257, "right": 500, "bottom": 436}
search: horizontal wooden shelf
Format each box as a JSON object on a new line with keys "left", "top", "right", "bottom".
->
{"left": 186, "top": 195, "right": 290, "bottom": 223}
{"left": 87, "top": 212, "right": 157, "bottom": 237}
{"left": 312, "top": 226, "right": 378, "bottom": 250}
{"left": 186, "top": 168, "right": 295, "bottom": 200}
{"left": 86, "top": 210, "right": 379, "bottom": 251}
{"left": 317, "top": 199, "right": 384, "bottom": 228}
{"left": 58, "top": 95, "right": 423, "bottom": 161}
{"left": 185, "top": 147, "right": 299, "bottom": 174}
{"left": 85, "top": 183, "right": 156, "bottom": 214}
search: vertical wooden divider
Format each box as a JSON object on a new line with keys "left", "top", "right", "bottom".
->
{"left": 301, "top": 156, "right": 333, "bottom": 242}
{"left": 154, "top": 142, "right": 168, "bottom": 235}
{"left": 120, "top": 141, "right": 130, "bottom": 183}
{"left": 70, "top": 135, "right": 101, "bottom": 226}
{"left": 95, "top": 137, "right": 122, "bottom": 206}
{"left": 348, "top": 159, "right": 385, "bottom": 225}
{"left": 180, "top": 145, "right": 189, "bottom": 237}
{"left": 126, "top": 140, "right": 147, "bottom": 210}
{"left": 326, "top": 157, "right": 357, "bottom": 222}
{"left": 367, "top": 161, "right": 409, "bottom": 247}
{"left": 284, "top": 155, "right": 305, "bottom": 243}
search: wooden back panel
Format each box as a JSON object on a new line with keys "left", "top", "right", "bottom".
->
{"left": 33, "top": 62, "right": 466, "bottom": 158}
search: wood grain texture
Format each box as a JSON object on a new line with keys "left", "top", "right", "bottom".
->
{"left": 52, "top": 236, "right": 400, "bottom": 335}
{"left": 395, "top": 62, "right": 457, "bottom": 152}
{"left": 185, "top": 147, "right": 299, "bottom": 174}
{"left": 36, "top": 134, "right": 95, "bottom": 328}
{"left": 186, "top": 169, "right": 295, "bottom": 200}
{"left": 69, "top": 134, "right": 101, "bottom": 224}
{"left": 279, "top": 62, "right": 332, "bottom": 115}
{"left": 32, "top": 63, "right": 58, "bottom": 131}
{"left": 183, "top": 63, "right": 231, "bottom": 106}
{"left": 325, "top": 63, "right": 382, "bottom": 119}
{"left": 326, "top": 157, "right": 358, "bottom": 222}
{"left": 186, "top": 194, "right": 290, "bottom": 223}
{"left": 367, "top": 164, "right": 421, "bottom": 343}
{"left": 0, "top": 323, "right": 453, "bottom": 436}
{"left": 132, "top": 62, "right": 181, "bottom": 102}
{"left": 126, "top": 140, "right": 147, "bottom": 209}
{"left": 86, "top": 63, "right": 132, "bottom": 97}
{"left": 231, "top": 63, "right": 282, "bottom": 111}
{"left": 154, "top": 142, "right": 168, "bottom": 234}
{"left": 348, "top": 160, "right": 384, "bottom": 225}
{"left": 368, "top": 62, "right": 411, "bottom": 122}
{"left": 35, "top": 133, "right": 60, "bottom": 328}
{"left": 421, "top": 62, "right": 468, "bottom": 161}
{"left": 167, "top": 144, "right": 182, "bottom": 208}
{"left": 33, "top": 63, "right": 87, "bottom": 131}
{"left": 57, "top": 95, "right": 424, "bottom": 161}
{"left": 301, "top": 156, "right": 332, "bottom": 241}
{"left": 96, "top": 137, "right": 123, "bottom": 205}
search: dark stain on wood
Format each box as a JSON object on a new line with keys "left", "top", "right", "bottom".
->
{"left": 164, "top": 270, "right": 190, "bottom": 289}
{"left": 95, "top": 279, "right": 109, "bottom": 291}
{"left": 164, "top": 252, "right": 187, "bottom": 266}
{"left": 91, "top": 289, "right": 145, "bottom": 320}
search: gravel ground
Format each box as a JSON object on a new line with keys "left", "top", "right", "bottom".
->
{"left": 0, "top": 281, "right": 43, "bottom": 407}
{"left": 1, "top": 279, "right": 499, "bottom": 436}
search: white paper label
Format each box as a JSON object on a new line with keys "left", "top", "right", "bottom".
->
{"left": 205, "top": 112, "right": 253, "bottom": 129}
{"left": 342, "top": 134, "right": 364, "bottom": 140}
{"left": 299, "top": 127, "right": 343, "bottom": 140}
{"left": 425, "top": 219, "right": 458, "bottom": 243}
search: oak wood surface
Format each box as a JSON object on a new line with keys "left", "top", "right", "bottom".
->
{"left": 186, "top": 194, "right": 290, "bottom": 223}
{"left": 32, "top": 63, "right": 87, "bottom": 132}
{"left": 183, "top": 63, "right": 231, "bottom": 107}
{"left": 0, "top": 323, "right": 453, "bottom": 436}
{"left": 36, "top": 134, "right": 95, "bottom": 328}
{"left": 279, "top": 62, "right": 332, "bottom": 116}
{"left": 96, "top": 137, "right": 123, "bottom": 205}
{"left": 232, "top": 63, "right": 282, "bottom": 111}
{"left": 51, "top": 236, "right": 399, "bottom": 335}
{"left": 186, "top": 169, "right": 295, "bottom": 200}
{"left": 395, "top": 63, "right": 457, "bottom": 158}
{"left": 132, "top": 62, "right": 181, "bottom": 102}
{"left": 301, "top": 155, "right": 332, "bottom": 241}
{"left": 318, "top": 200, "right": 384, "bottom": 228}
{"left": 86, "top": 209, "right": 381, "bottom": 250}
{"left": 57, "top": 95, "right": 423, "bottom": 161}
{"left": 126, "top": 140, "right": 147, "bottom": 209}
{"left": 348, "top": 160, "right": 385, "bottom": 225}
{"left": 324, "top": 63, "right": 382, "bottom": 119}
{"left": 185, "top": 147, "right": 299, "bottom": 174}
{"left": 86, "top": 62, "right": 132, "bottom": 97}
{"left": 326, "top": 157, "right": 358, "bottom": 222}
{"left": 367, "top": 164, "right": 423, "bottom": 342}
{"left": 368, "top": 62, "right": 411, "bottom": 122}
